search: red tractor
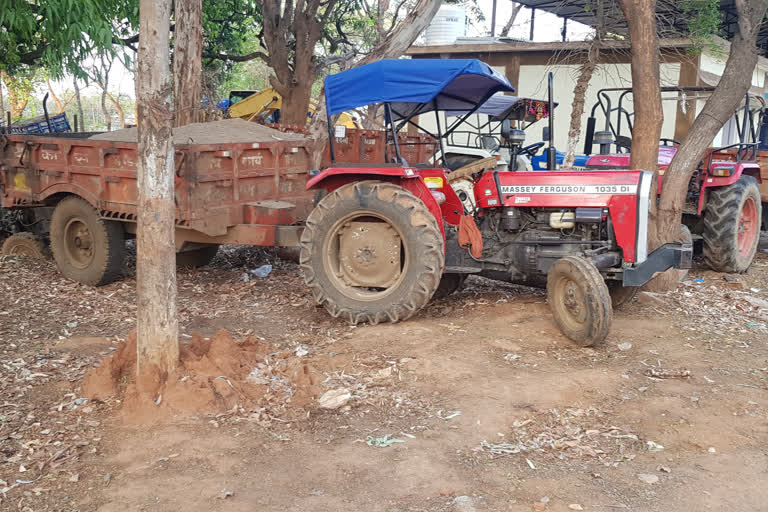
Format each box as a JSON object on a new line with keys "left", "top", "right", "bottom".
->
{"left": 583, "top": 86, "right": 764, "bottom": 273}
{"left": 301, "top": 60, "right": 691, "bottom": 346}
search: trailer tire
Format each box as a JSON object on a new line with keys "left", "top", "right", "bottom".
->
{"left": 176, "top": 245, "right": 219, "bottom": 268}
{"left": 50, "top": 196, "right": 124, "bottom": 286}
{"left": 702, "top": 176, "right": 762, "bottom": 273}
{"left": 300, "top": 180, "right": 444, "bottom": 325}
{"left": 547, "top": 255, "right": 612, "bottom": 346}
{"left": 1, "top": 232, "right": 50, "bottom": 260}
{"left": 432, "top": 273, "right": 467, "bottom": 299}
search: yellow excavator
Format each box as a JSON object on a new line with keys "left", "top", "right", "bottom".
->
{"left": 228, "top": 88, "right": 360, "bottom": 128}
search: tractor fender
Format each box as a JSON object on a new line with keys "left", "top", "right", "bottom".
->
{"left": 306, "top": 166, "right": 447, "bottom": 241}
{"left": 697, "top": 162, "right": 762, "bottom": 214}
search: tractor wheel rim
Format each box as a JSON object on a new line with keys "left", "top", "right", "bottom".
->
{"left": 322, "top": 210, "right": 407, "bottom": 302}
{"left": 63, "top": 218, "right": 95, "bottom": 269}
{"left": 737, "top": 197, "right": 758, "bottom": 258}
{"left": 557, "top": 277, "right": 587, "bottom": 328}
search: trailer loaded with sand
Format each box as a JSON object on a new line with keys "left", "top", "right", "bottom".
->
{"left": 0, "top": 119, "right": 316, "bottom": 284}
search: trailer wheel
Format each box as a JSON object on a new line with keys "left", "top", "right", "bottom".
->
{"left": 176, "top": 245, "right": 219, "bottom": 268}
{"left": 50, "top": 196, "right": 125, "bottom": 286}
{"left": 703, "top": 176, "right": 762, "bottom": 273}
{"left": 432, "top": 273, "right": 467, "bottom": 299}
{"left": 300, "top": 180, "right": 444, "bottom": 325}
{"left": 547, "top": 255, "right": 612, "bottom": 346}
{"left": 1, "top": 232, "right": 50, "bottom": 260}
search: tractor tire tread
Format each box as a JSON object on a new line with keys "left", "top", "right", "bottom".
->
{"left": 702, "top": 176, "right": 761, "bottom": 273}
{"left": 300, "top": 180, "right": 444, "bottom": 325}
{"left": 547, "top": 255, "right": 612, "bottom": 346}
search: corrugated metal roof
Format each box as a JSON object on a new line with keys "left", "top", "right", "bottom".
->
{"left": 515, "top": 0, "right": 767, "bottom": 55}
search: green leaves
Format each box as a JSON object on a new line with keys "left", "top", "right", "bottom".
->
{"left": 0, "top": 0, "right": 137, "bottom": 77}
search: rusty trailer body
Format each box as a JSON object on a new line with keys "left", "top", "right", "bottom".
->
{"left": 0, "top": 132, "right": 317, "bottom": 284}
{"left": 0, "top": 133, "right": 315, "bottom": 245}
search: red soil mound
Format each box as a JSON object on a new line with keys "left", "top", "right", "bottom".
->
{"left": 82, "top": 330, "right": 323, "bottom": 423}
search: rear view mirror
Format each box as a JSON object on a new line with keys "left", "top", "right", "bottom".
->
{"left": 542, "top": 126, "right": 550, "bottom": 141}
{"left": 501, "top": 120, "right": 512, "bottom": 139}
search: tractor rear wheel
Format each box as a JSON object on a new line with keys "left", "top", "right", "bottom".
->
{"left": 433, "top": 273, "right": 467, "bottom": 299}
{"left": 50, "top": 196, "right": 125, "bottom": 286}
{"left": 547, "top": 255, "right": 612, "bottom": 346}
{"left": 176, "top": 245, "right": 219, "bottom": 268}
{"left": 1, "top": 232, "right": 49, "bottom": 259}
{"left": 300, "top": 180, "right": 444, "bottom": 325}
{"left": 703, "top": 176, "right": 762, "bottom": 273}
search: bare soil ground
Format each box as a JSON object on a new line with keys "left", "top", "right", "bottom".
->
{"left": 1, "top": 239, "right": 767, "bottom": 512}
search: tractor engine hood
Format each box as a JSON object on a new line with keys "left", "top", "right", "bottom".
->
{"left": 473, "top": 169, "right": 654, "bottom": 264}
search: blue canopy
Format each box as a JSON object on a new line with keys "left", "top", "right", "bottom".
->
{"left": 445, "top": 93, "right": 522, "bottom": 117}
{"left": 324, "top": 59, "right": 515, "bottom": 119}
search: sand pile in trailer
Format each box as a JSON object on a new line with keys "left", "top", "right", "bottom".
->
{"left": 89, "top": 118, "right": 307, "bottom": 144}
{"left": 81, "top": 330, "right": 324, "bottom": 423}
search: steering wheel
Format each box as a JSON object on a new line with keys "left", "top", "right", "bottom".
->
{"left": 660, "top": 138, "right": 681, "bottom": 147}
{"left": 518, "top": 141, "right": 545, "bottom": 158}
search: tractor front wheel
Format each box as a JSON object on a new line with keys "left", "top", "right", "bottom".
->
{"left": 547, "top": 255, "right": 613, "bottom": 346}
{"left": 300, "top": 181, "right": 444, "bottom": 325}
{"left": 703, "top": 176, "right": 762, "bottom": 273}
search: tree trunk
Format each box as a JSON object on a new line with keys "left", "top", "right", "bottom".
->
{"left": 99, "top": 56, "right": 113, "bottom": 131}
{"left": 358, "top": 0, "right": 441, "bottom": 66}
{"left": 73, "top": 77, "right": 85, "bottom": 131}
{"left": 657, "top": 0, "right": 768, "bottom": 243}
{"left": 564, "top": 40, "right": 600, "bottom": 167}
{"left": 499, "top": 2, "right": 523, "bottom": 37}
{"left": 307, "top": 0, "right": 441, "bottom": 161}
{"left": 1, "top": 72, "right": 31, "bottom": 119}
{"left": 95, "top": 83, "right": 127, "bottom": 128}
{"left": 46, "top": 79, "right": 64, "bottom": 114}
{"left": 619, "top": 0, "right": 663, "bottom": 245}
{"left": 0, "top": 79, "right": 5, "bottom": 123}
{"left": 173, "top": 0, "right": 203, "bottom": 127}
{"left": 274, "top": 78, "right": 314, "bottom": 126}
{"left": 136, "top": 0, "right": 179, "bottom": 376}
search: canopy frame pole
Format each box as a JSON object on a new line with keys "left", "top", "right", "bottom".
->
{"left": 434, "top": 99, "right": 447, "bottom": 167}
{"left": 385, "top": 102, "right": 403, "bottom": 164}
{"left": 326, "top": 110, "right": 336, "bottom": 164}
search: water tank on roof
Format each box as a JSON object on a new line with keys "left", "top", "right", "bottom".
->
{"left": 424, "top": 4, "right": 466, "bottom": 46}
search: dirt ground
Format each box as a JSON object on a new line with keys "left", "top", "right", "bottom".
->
{"left": 1, "top": 239, "right": 767, "bottom": 512}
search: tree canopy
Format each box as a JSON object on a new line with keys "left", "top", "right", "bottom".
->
{"left": 0, "top": 0, "right": 136, "bottom": 76}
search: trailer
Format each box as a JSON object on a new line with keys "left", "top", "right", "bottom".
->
{"left": 0, "top": 122, "right": 316, "bottom": 285}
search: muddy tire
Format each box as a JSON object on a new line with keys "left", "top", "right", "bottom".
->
{"left": 1, "top": 232, "right": 50, "bottom": 259}
{"left": 547, "top": 255, "right": 612, "bottom": 346}
{"left": 433, "top": 273, "right": 467, "bottom": 299}
{"left": 50, "top": 196, "right": 124, "bottom": 286}
{"left": 300, "top": 180, "right": 444, "bottom": 325}
{"left": 703, "top": 176, "right": 762, "bottom": 273}
{"left": 176, "top": 245, "right": 219, "bottom": 268}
